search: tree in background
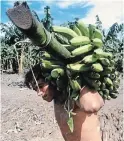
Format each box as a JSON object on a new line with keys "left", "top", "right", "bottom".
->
{"left": 95, "top": 15, "right": 123, "bottom": 72}
{"left": 41, "top": 6, "right": 53, "bottom": 31}
{"left": 0, "top": 22, "right": 25, "bottom": 73}
{"left": 0, "top": 22, "right": 41, "bottom": 74}
{"left": 95, "top": 15, "right": 102, "bottom": 31}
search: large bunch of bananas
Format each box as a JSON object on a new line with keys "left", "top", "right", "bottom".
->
{"left": 40, "top": 19, "right": 120, "bottom": 101}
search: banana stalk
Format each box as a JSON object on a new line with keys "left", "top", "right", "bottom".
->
{"left": 62, "top": 44, "right": 76, "bottom": 51}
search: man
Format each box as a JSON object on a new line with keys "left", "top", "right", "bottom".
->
{"left": 25, "top": 64, "right": 104, "bottom": 141}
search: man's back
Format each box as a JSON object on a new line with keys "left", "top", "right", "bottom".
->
{"left": 54, "top": 103, "right": 102, "bottom": 141}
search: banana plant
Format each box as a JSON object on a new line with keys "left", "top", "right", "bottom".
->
{"left": 95, "top": 15, "right": 123, "bottom": 72}
{"left": 0, "top": 22, "right": 41, "bottom": 73}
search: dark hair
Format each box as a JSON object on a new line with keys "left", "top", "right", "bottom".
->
{"left": 24, "top": 64, "right": 68, "bottom": 104}
{"left": 24, "top": 64, "right": 45, "bottom": 90}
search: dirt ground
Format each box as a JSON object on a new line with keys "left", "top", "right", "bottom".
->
{"left": 1, "top": 73, "right": 123, "bottom": 141}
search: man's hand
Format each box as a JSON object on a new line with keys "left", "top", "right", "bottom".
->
{"left": 77, "top": 86, "right": 104, "bottom": 113}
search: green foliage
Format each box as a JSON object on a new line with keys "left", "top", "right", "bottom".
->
{"left": 0, "top": 22, "right": 41, "bottom": 73}
{"left": 41, "top": 6, "right": 53, "bottom": 32}
{"left": 95, "top": 15, "right": 123, "bottom": 72}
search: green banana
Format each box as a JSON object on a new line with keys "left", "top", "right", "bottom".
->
{"left": 99, "top": 91, "right": 104, "bottom": 97}
{"left": 93, "top": 29, "right": 103, "bottom": 40}
{"left": 113, "top": 81, "right": 120, "bottom": 88}
{"left": 41, "top": 63, "right": 61, "bottom": 70}
{"left": 110, "top": 74, "right": 116, "bottom": 80}
{"left": 109, "top": 60, "right": 115, "bottom": 66}
{"left": 103, "top": 94, "right": 108, "bottom": 100}
{"left": 96, "top": 87, "right": 101, "bottom": 91}
{"left": 91, "top": 63, "right": 103, "bottom": 72}
{"left": 41, "top": 51, "right": 56, "bottom": 60}
{"left": 83, "top": 76, "right": 101, "bottom": 89}
{"left": 89, "top": 24, "right": 96, "bottom": 39}
{"left": 70, "top": 80, "right": 81, "bottom": 91}
{"left": 115, "top": 71, "right": 120, "bottom": 77}
{"left": 109, "top": 93, "right": 117, "bottom": 99}
{"left": 51, "top": 68, "right": 64, "bottom": 78}
{"left": 94, "top": 49, "right": 113, "bottom": 59}
{"left": 104, "top": 67, "right": 113, "bottom": 73}
{"left": 70, "top": 36, "right": 90, "bottom": 46}
{"left": 82, "top": 54, "right": 98, "bottom": 64}
{"left": 101, "top": 83, "right": 106, "bottom": 89}
{"left": 76, "top": 20, "right": 89, "bottom": 37}
{"left": 94, "top": 49, "right": 113, "bottom": 58}
{"left": 88, "top": 72, "right": 100, "bottom": 79}
{"left": 70, "top": 24, "right": 82, "bottom": 36}
{"left": 103, "top": 89, "right": 109, "bottom": 96}
{"left": 89, "top": 25, "right": 102, "bottom": 39}
{"left": 41, "top": 59, "right": 64, "bottom": 66}
{"left": 95, "top": 80, "right": 102, "bottom": 87}
{"left": 92, "top": 38, "right": 103, "bottom": 48}
{"left": 41, "top": 60, "right": 64, "bottom": 70}
{"left": 104, "top": 77, "right": 113, "bottom": 86}
{"left": 107, "top": 95, "right": 111, "bottom": 100}
{"left": 116, "top": 78, "right": 120, "bottom": 83}
{"left": 71, "top": 44, "right": 93, "bottom": 57}
{"left": 99, "top": 58, "right": 110, "bottom": 66}
{"left": 52, "top": 26, "right": 78, "bottom": 39}
{"left": 109, "top": 85, "right": 114, "bottom": 91}
{"left": 67, "top": 64, "right": 90, "bottom": 72}
{"left": 112, "top": 89, "right": 119, "bottom": 94}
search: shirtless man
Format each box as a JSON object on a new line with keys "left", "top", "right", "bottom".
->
{"left": 25, "top": 64, "right": 104, "bottom": 141}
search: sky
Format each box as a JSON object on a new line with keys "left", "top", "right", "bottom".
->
{"left": 1, "top": 0, "right": 124, "bottom": 29}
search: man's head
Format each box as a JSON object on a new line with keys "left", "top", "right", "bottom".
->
{"left": 25, "top": 64, "right": 55, "bottom": 102}
{"left": 24, "top": 64, "right": 68, "bottom": 104}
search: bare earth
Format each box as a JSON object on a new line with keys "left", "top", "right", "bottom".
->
{"left": 1, "top": 73, "right": 123, "bottom": 141}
